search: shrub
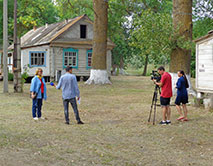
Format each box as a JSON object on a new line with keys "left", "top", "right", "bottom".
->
{"left": 8, "top": 73, "right": 14, "bottom": 81}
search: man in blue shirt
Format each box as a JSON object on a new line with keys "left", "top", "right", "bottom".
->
{"left": 55, "top": 66, "right": 84, "bottom": 125}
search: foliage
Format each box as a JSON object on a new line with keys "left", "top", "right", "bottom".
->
{"left": 21, "top": 65, "right": 29, "bottom": 84}
{"left": 0, "top": 0, "right": 58, "bottom": 44}
{"left": 0, "top": 0, "right": 212, "bottom": 77}
{"left": 193, "top": 0, "right": 213, "bottom": 19}
{"left": 130, "top": 10, "right": 174, "bottom": 66}
{"left": 8, "top": 72, "right": 14, "bottom": 81}
{"left": 55, "top": 0, "right": 93, "bottom": 20}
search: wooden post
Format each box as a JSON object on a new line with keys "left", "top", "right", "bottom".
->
{"left": 3, "top": 0, "right": 8, "bottom": 93}
{"left": 14, "top": 38, "right": 22, "bottom": 92}
{"left": 13, "top": 0, "right": 17, "bottom": 68}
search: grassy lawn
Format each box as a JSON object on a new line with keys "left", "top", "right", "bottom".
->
{"left": 0, "top": 76, "right": 213, "bottom": 166}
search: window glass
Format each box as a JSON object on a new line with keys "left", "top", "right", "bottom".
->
{"left": 88, "top": 52, "right": 92, "bottom": 67}
{"left": 64, "top": 51, "right": 77, "bottom": 67}
{"left": 30, "top": 52, "right": 45, "bottom": 66}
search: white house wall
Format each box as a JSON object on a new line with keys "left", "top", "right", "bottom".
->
{"left": 196, "top": 38, "right": 213, "bottom": 92}
{"left": 21, "top": 45, "right": 50, "bottom": 77}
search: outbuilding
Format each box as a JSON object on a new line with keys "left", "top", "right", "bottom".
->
{"left": 194, "top": 30, "right": 213, "bottom": 108}
{"left": 194, "top": 30, "right": 213, "bottom": 93}
{"left": 6, "top": 14, "right": 115, "bottom": 82}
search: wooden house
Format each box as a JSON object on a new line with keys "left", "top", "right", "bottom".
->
{"left": 7, "top": 15, "right": 115, "bottom": 81}
{"left": 194, "top": 30, "right": 213, "bottom": 93}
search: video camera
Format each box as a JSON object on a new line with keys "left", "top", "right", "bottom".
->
{"left": 150, "top": 70, "right": 161, "bottom": 82}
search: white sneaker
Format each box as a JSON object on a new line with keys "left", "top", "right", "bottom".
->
{"left": 39, "top": 117, "right": 45, "bottom": 120}
{"left": 33, "top": 117, "right": 38, "bottom": 120}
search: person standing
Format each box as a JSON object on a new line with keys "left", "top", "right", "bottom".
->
{"left": 55, "top": 66, "right": 84, "bottom": 125}
{"left": 30, "top": 68, "right": 47, "bottom": 120}
{"left": 175, "top": 70, "right": 189, "bottom": 121}
{"left": 154, "top": 66, "right": 172, "bottom": 125}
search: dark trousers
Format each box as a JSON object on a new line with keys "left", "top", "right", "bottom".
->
{"left": 32, "top": 98, "right": 43, "bottom": 118}
{"left": 63, "top": 98, "right": 81, "bottom": 123}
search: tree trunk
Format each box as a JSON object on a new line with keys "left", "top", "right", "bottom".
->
{"left": 3, "top": 0, "right": 8, "bottom": 93}
{"left": 13, "top": 38, "right": 22, "bottom": 92}
{"left": 13, "top": 0, "right": 22, "bottom": 92}
{"left": 170, "top": 0, "right": 192, "bottom": 74}
{"left": 170, "top": 0, "right": 193, "bottom": 94}
{"left": 142, "top": 54, "right": 148, "bottom": 76}
{"left": 86, "top": 0, "right": 111, "bottom": 84}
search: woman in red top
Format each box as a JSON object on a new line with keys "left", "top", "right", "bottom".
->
{"left": 30, "top": 68, "right": 47, "bottom": 120}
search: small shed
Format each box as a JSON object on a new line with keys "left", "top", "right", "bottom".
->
{"left": 194, "top": 30, "right": 213, "bottom": 93}
{"left": 7, "top": 14, "right": 115, "bottom": 81}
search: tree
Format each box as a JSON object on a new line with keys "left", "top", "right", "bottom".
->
{"left": 55, "top": 0, "right": 94, "bottom": 20}
{"left": 86, "top": 0, "right": 111, "bottom": 84}
{"left": 3, "top": 0, "right": 8, "bottom": 93}
{"left": 170, "top": 0, "right": 192, "bottom": 74}
{"left": 130, "top": 9, "right": 174, "bottom": 75}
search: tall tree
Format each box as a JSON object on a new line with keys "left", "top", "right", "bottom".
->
{"left": 3, "top": 0, "right": 8, "bottom": 93}
{"left": 86, "top": 0, "right": 111, "bottom": 84}
{"left": 13, "top": 0, "right": 22, "bottom": 92}
{"left": 170, "top": 0, "right": 192, "bottom": 74}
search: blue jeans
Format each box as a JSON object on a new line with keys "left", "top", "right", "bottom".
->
{"left": 32, "top": 98, "right": 43, "bottom": 118}
{"left": 63, "top": 98, "right": 81, "bottom": 123}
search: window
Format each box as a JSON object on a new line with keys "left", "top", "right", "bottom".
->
{"left": 64, "top": 52, "right": 77, "bottom": 66}
{"left": 30, "top": 52, "right": 45, "bottom": 66}
{"left": 63, "top": 48, "right": 78, "bottom": 68}
{"left": 88, "top": 52, "right": 92, "bottom": 67}
{"left": 87, "top": 50, "right": 92, "bottom": 69}
{"left": 80, "top": 25, "right": 87, "bottom": 39}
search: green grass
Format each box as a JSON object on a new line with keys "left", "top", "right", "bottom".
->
{"left": 0, "top": 76, "right": 213, "bottom": 166}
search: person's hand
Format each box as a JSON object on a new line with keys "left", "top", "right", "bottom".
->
{"left": 77, "top": 97, "right": 80, "bottom": 101}
{"left": 31, "top": 93, "right": 36, "bottom": 99}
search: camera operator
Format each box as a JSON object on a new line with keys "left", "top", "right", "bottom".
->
{"left": 153, "top": 66, "right": 172, "bottom": 125}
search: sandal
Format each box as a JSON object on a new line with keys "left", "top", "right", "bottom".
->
{"left": 183, "top": 118, "right": 188, "bottom": 121}
{"left": 177, "top": 117, "right": 184, "bottom": 121}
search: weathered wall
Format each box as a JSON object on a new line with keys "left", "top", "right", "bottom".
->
{"left": 53, "top": 46, "right": 112, "bottom": 77}
{"left": 56, "top": 18, "right": 93, "bottom": 41}
{"left": 21, "top": 45, "right": 50, "bottom": 76}
{"left": 196, "top": 37, "right": 213, "bottom": 92}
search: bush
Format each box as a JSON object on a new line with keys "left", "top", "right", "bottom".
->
{"left": 22, "top": 72, "right": 29, "bottom": 84}
{"left": 8, "top": 73, "right": 14, "bottom": 81}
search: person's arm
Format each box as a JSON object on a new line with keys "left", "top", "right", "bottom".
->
{"left": 154, "top": 81, "right": 163, "bottom": 87}
{"left": 176, "top": 78, "right": 182, "bottom": 90}
{"left": 30, "top": 78, "right": 36, "bottom": 98}
{"left": 154, "top": 75, "right": 164, "bottom": 87}
{"left": 56, "top": 77, "right": 62, "bottom": 89}
{"left": 74, "top": 76, "right": 80, "bottom": 100}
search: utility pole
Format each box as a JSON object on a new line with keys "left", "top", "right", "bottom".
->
{"left": 3, "top": 0, "right": 8, "bottom": 93}
{"left": 13, "top": 0, "right": 22, "bottom": 92}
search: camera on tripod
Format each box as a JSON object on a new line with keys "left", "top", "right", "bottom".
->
{"left": 150, "top": 70, "right": 161, "bottom": 82}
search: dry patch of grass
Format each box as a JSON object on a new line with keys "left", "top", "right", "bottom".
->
{"left": 0, "top": 76, "right": 213, "bottom": 166}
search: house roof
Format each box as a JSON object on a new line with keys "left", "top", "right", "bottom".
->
{"left": 8, "top": 14, "right": 115, "bottom": 50}
{"left": 194, "top": 30, "right": 213, "bottom": 43}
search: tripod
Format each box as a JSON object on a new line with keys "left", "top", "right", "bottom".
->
{"left": 148, "top": 84, "right": 161, "bottom": 125}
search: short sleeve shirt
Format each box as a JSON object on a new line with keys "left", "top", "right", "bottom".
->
{"left": 160, "top": 72, "right": 172, "bottom": 98}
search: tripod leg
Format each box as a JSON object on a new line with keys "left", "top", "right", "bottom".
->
{"left": 153, "top": 92, "right": 158, "bottom": 125}
{"left": 148, "top": 91, "right": 157, "bottom": 122}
